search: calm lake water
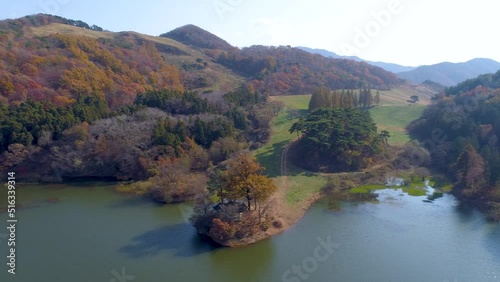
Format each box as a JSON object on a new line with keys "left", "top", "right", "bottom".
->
{"left": 0, "top": 181, "right": 499, "bottom": 282}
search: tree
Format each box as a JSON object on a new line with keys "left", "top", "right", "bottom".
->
{"left": 291, "top": 108, "right": 383, "bottom": 172}
{"left": 410, "top": 95, "right": 419, "bottom": 103}
{"left": 375, "top": 90, "right": 381, "bottom": 106}
{"left": 309, "top": 88, "right": 331, "bottom": 112}
{"left": 208, "top": 218, "right": 234, "bottom": 243}
{"left": 223, "top": 153, "right": 277, "bottom": 210}
{"left": 455, "top": 145, "right": 487, "bottom": 197}
{"left": 380, "top": 130, "right": 390, "bottom": 146}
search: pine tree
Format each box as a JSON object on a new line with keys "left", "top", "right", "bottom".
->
{"left": 375, "top": 90, "right": 381, "bottom": 106}
{"left": 367, "top": 88, "right": 373, "bottom": 107}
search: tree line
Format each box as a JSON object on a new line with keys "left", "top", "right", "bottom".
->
{"left": 308, "top": 87, "right": 381, "bottom": 112}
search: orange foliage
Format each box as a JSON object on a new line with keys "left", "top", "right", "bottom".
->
{"left": 0, "top": 22, "right": 184, "bottom": 107}
{"left": 52, "top": 95, "right": 76, "bottom": 107}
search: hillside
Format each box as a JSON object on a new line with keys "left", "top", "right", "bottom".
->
{"left": 398, "top": 58, "right": 500, "bottom": 86}
{"left": 158, "top": 31, "right": 403, "bottom": 94}
{"left": 0, "top": 14, "right": 404, "bottom": 109}
{"left": 0, "top": 14, "right": 247, "bottom": 109}
{"left": 297, "top": 46, "right": 417, "bottom": 73}
{"left": 215, "top": 46, "right": 402, "bottom": 95}
{"left": 160, "top": 24, "right": 234, "bottom": 52}
{"left": 409, "top": 70, "right": 500, "bottom": 219}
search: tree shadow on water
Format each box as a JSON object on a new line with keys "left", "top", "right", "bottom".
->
{"left": 120, "top": 223, "right": 219, "bottom": 258}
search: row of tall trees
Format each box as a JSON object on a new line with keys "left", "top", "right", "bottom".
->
{"left": 308, "top": 87, "right": 380, "bottom": 112}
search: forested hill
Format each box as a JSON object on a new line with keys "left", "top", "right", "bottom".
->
{"left": 160, "top": 24, "right": 234, "bottom": 52}
{"left": 215, "top": 46, "right": 401, "bottom": 95}
{"left": 409, "top": 70, "right": 500, "bottom": 219}
{"left": 0, "top": 14, "right": 402, "bottom": 108}
{"left": 160, "top": 25, "right": 402, "bottom": 93}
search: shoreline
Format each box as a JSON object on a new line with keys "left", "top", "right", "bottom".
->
{"left": 224, "top": 176, "right": 325, "bottom": 248}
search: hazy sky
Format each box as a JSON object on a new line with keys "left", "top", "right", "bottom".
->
{"left": 1, "top": 0, "right": 498, "bottom": 66}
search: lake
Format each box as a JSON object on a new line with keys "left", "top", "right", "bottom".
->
{"left": 0, "top": 182, "right": 499, "bottom": 282}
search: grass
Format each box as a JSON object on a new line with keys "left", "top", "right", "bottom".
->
{"left": 370, "top": 105, "right": 425, "bottom": 145}
{"left": 30, "top": 23, "right": 115, "bottom": 39}
{"left": 271, "top": 95, "right": 311, "bottom": 110}
{"left": 402, "top": 186, "right": 427, "bottom": 196}
{"left": 114, "top": 181, "right": 152, "bottom": 195}
{"left": 30, "top": 23, "right": 244, "bottom": 93}
{"left": 376, "top": 88, "right": 432, "bottom": 106}
{"left": 254, "top": 109, "right": 297, "bottom": 177}
{"left": 257, "top": 88, "right": 431, "bottom": 205}
{"left": 440, "top": 185, "right": 453, "bottom": 193}
{"left": 271, "top": 90, "right": 427, "bottom": 146}
{"left": 256, "top": 95, "right": 327, "bottom": 205}
{"left": 284, "top": 174, "right": 328, "bottom": 204}
{"left": 350, "top": 184, "right": 386, "bottom": 194}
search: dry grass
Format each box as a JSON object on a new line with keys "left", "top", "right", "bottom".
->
{"left": 28, "top": 23, "right": 244, "bottom": 93}
{"left": 30, "top": 23, "right": 115, "bottom": 39}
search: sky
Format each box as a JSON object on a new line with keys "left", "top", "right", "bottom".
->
{"left": 1, "top": 0, "right": 499, "bottom": 66}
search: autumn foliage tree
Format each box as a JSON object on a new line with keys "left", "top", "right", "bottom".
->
{"left": 191, "top": 153, "right": 277, "bottom": 243}
{"left": 409, "top": 70, "right": 500, "bottom": 220}
{"left": 223, "top": 153, "right": 277, "bottom": 210}
{"left": 454, "top": 145, "right": 487, "bottom": 198}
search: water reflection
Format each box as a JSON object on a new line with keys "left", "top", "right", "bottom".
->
{"left": 120, "top": 223, "right": 217, "bottom": 258}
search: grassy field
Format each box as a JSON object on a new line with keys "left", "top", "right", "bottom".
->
{"left": 257, "top": 88, "right": 428, "bottom": 204}
{"left": 370, "top": 105, "right": 425, "bottom": 145}
{"left": 30, "top": 23, "right": 244, "bottom": 93}
{"left": 255, "top": 95, "right": 326, "bottom": 204}
{"left": 376, "top": 87, "right": 432, "bottom": 106}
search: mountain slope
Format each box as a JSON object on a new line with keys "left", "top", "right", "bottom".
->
{"left": 215, "top": 45, "right": 402, "bottom": 95}
{"left": 160, "top": 24, "right": 234, "bottom": 51}
{"left": 398, "top": 58, "right": 500, "bottom": 86}
{"left": 409, "top": 70, "right": 500, "bottom": 220}
{"left": 0, "top": 14, "right": 244, "bottom": 108}
{"left": 297, "top": 46, "right": 416, "bottom": 73}
{"left": 0, "top": 14, "right": 403, "bottom": 108}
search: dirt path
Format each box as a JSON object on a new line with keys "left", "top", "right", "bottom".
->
{"left": 280, "top": 138, "right": 295, "bottom": 188}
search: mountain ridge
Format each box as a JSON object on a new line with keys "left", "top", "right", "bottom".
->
{"left": 297, "top": 46, "right": 417, "bottom": 73}
{"left": 398, "top": 58, "right": 500, "bottom": 86}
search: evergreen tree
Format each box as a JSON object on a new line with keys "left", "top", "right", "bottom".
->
{"left": 375, "top": 90, "right": 381, "bottom": 106}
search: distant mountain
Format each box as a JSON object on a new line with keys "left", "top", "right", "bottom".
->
{"left": 160, "top": 24, "right": 234, "bottom": 52}
{"left": 398, "top": 58, "right": 500, "bottom": 86}
{"left": 297, "top": 47, "right": 416, "bottom": 73}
